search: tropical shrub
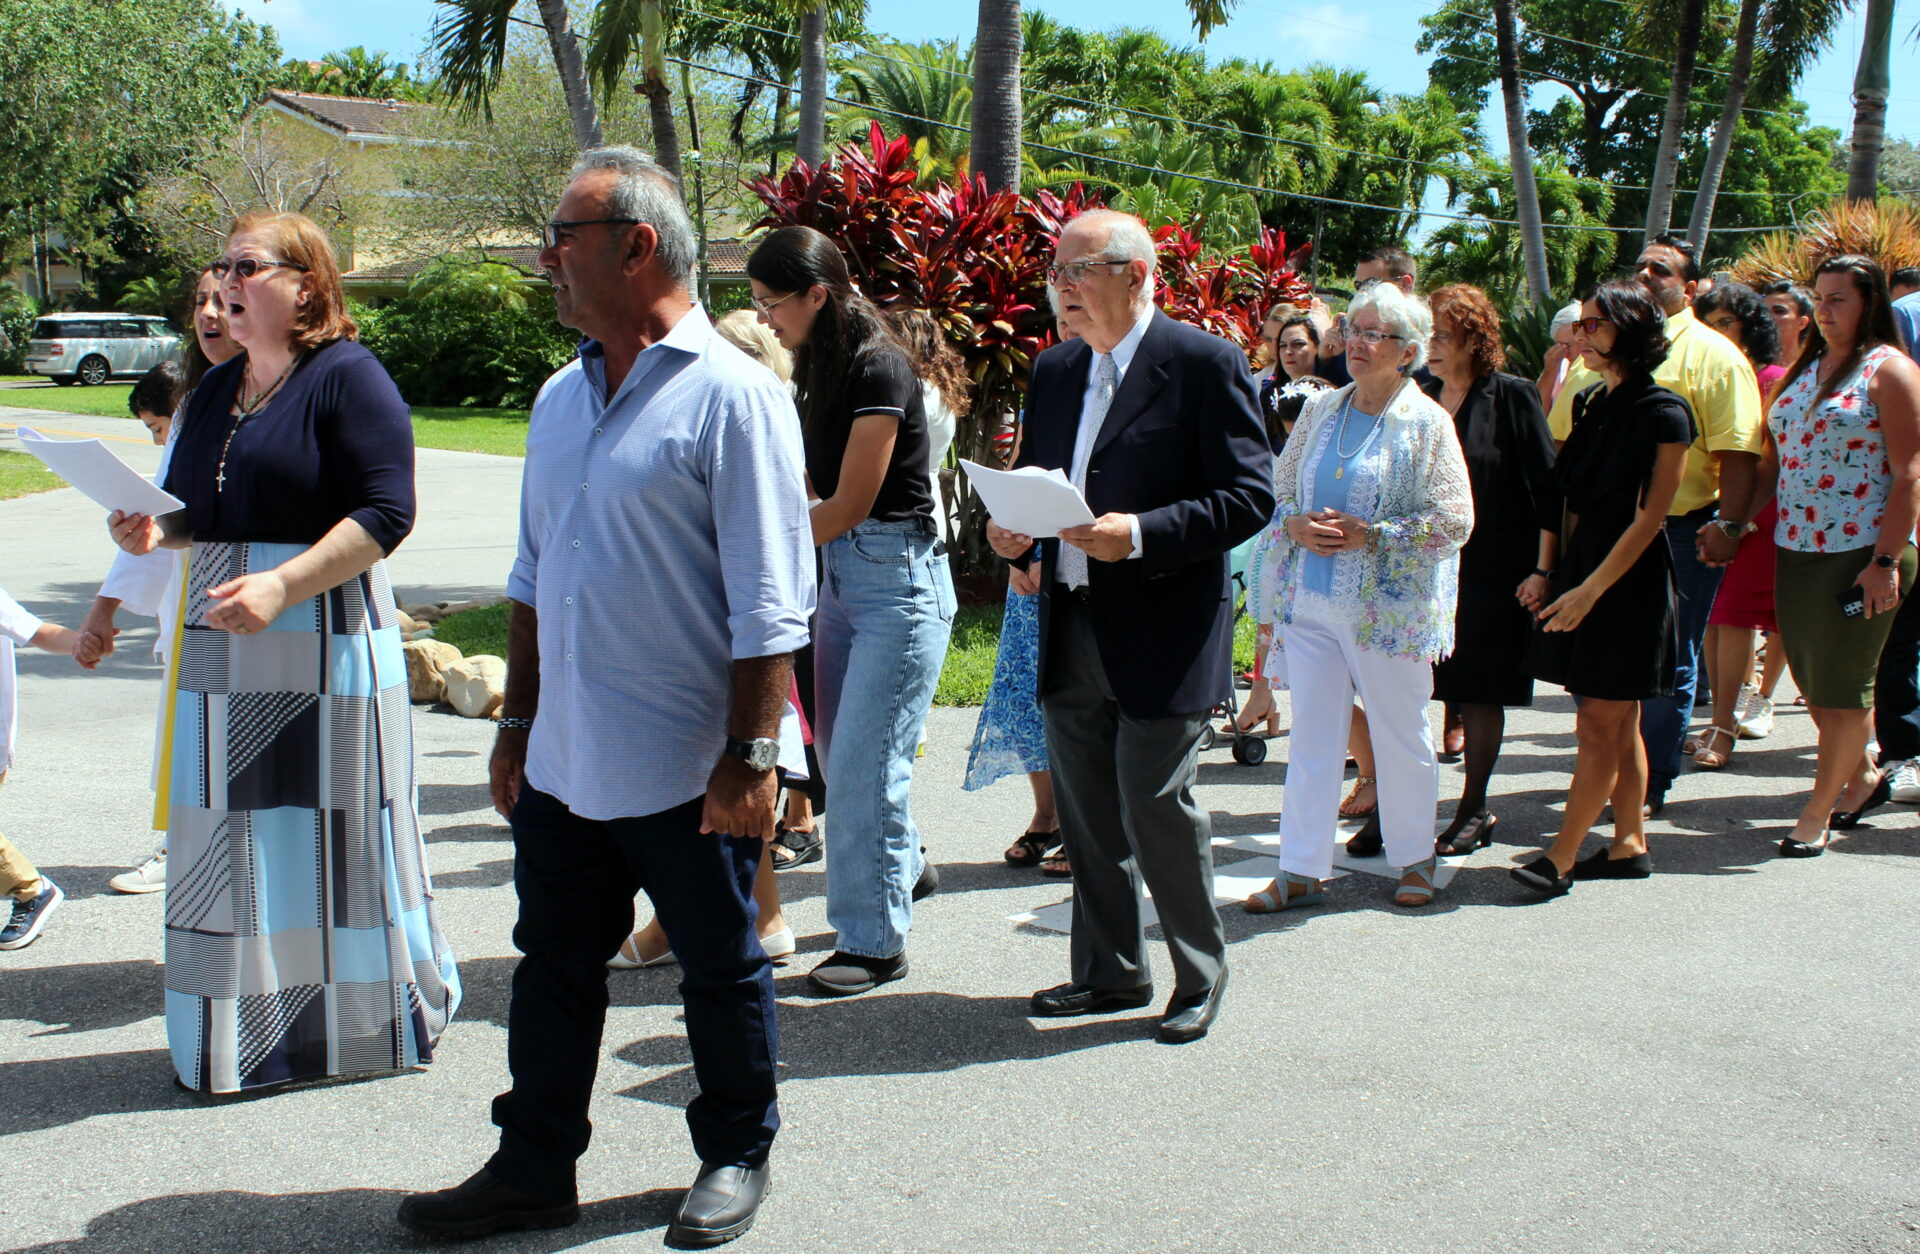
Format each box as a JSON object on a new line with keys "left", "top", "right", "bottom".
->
{"left": 0, "top": 285, "right": 37, "bottom": 374}
{"left": 353, "top": 259, "right": 575, "bottom": 408}
{"left": 1731, "top": 197, "right": 1920, "bottom": 287}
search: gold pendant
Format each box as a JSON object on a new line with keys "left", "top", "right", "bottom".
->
{"left": 1334, "top": 466, "right": 1344, "bottom": 480}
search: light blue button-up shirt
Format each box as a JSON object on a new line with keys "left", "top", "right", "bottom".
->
{"left": 509, "top": 306, "right": 816, "bottom": 821}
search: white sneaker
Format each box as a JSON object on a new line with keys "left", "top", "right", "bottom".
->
{"left": 109, "top": 849, "right": 167, "bottom": 894}
{"left": 1735, "top": 687, "right": 1774, "bottom": 740}
{"left": 1889, "top": 760, "right": 1920, "bottom": 804}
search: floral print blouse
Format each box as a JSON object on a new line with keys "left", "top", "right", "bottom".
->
{"left": 1770, "top": 344, "right": 1905, "bottom": 553}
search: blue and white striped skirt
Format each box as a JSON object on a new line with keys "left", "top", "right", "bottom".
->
{"left": 162, "top": 541, "right": 461, "bottom": 1093}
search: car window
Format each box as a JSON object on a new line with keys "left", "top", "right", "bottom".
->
{"left": 31, "top": 319, "right": 62, "bottom": 339}
{"left": 111, "top": 321, "right": 145, "bottom": 338}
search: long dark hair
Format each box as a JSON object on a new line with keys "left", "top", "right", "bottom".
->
{"left": 1692, "top": 282, "right": 1781, "bottom": 374}
{"left": 889, "top": 307, "right": 973, "bottom": 413}
{"left": 179, "top": 266, "right": 219, "bottom": 401}
{"left": 1779, "top": 254, "right": 1902, "bottom": 410}
{"left": 746, "top": 225, "right": 907, "bottom": 434}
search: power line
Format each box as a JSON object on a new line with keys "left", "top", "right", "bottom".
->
{"left": 671, "top": 53, "right": 1797, "bottom": 235}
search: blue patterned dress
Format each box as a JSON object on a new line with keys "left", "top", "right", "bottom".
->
{"left": 964, "top": 585, "right": 1048, "bottom": 789}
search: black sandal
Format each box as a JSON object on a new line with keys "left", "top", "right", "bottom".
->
{"left": 770, "top": 823, "right": 822, "bottom": 871}
{"left": 1005, "top": 830, "right": 1058, "bottom": 867}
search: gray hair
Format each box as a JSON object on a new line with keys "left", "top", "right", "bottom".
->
{"left": 1347, "top": 283, "right": 1433, "bottom": 372}
{"left": 569, "top": 145, "right": 696, "bottom": 286}
{"left": 1069, "top": 209, "right": 1158, "bottom": 311}
{"left": 1549, "top": 300, "right": 1583, "bottom": 336}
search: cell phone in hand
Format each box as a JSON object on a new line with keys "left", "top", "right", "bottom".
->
{"left": 1837, "top": 584, "right": 1866, "bottom": 618}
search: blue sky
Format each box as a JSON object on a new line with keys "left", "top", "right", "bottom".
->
{"left": 236, "top": 0, "right": 1914, "bottom": 165}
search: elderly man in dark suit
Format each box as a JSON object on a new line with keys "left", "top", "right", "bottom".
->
{"left": 986, "top": 209, "right": 1273, "bottom": 1044}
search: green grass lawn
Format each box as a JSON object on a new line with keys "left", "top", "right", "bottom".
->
{"left": 0, "top": 383, "right": 531, "bottom": 456}
{"left": 431, "top": 596, "right": 1261, "bottom": 709}
{"left": 0, "top": 449, "right": 64, "bottom": 500}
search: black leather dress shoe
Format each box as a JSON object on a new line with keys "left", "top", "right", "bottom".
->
{"left": 1510, "top": 856, "right": 1573, "bottom": 897}
{"left": 666, "top": 1162, "right": 770, "bottom": 1248}
{"left": 1568, "top": 846, "right": 1652, "bottom": 880}
{"left": 1345, "top": 814, "right": 1383, "bottom": 859}
{"left": 1156, "top": 971, "right": 1226, "bottom": 1044}
{"left": 396, "top": 1167, "right": 578, "bottom": 1238}
{"left": 912, "top": 853, "right": 940, "bottom": 901}
{"left": 1029, "top": 981, "right": 1154, "bottom": 1017}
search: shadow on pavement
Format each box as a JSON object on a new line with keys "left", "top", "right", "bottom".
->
{"left": 34, "top": 864, "right": 146, "bottom": 901}
{"left": 0, "top": 1048, "right": 179, "bottom": 1135}
{"left": 419, "top": 781, "right": 495, "bottom": 816}
{"left": 11, "top": 1186, "right": 682, "bottom": 1254}
{"left": 0, "top": 959, "right": 163, "bottom": 1035}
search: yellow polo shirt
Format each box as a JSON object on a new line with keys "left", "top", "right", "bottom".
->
{"left": 1547, "top": 307, "right": 1764, "bottom": 516}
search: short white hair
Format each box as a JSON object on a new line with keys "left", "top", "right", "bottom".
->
{"left": 1348, "top": 283, "right": 1432, "bottom": 372}
{"left": 1550, "top": 301, "right": 1583, "bottom": 336}
{"left": 1066, "top": 209, "right": 1157, "bottom": 311}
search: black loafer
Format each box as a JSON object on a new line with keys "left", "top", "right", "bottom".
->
{"left": 396, "top": 1167, "right": 578, "bottom": 1238}
{"left": 1345, "top": 814, "right": 1383, "bottom": 859}
{"left": 1156, "top": 971, "right": 1227, "bottom": 1044}
{"left": 1029, "top": 981, "right": 1154, "bottom": 1017}
{"left": 1510, "top": 856, "right": 1573, "bottom": 897}
{"left": 1778, "top": 832, "right": 1831, "bottom": 858}
{"left": 912, "top": 852, "right": 940, "bottom": 901}
{"left": 666, "top": 1162, "right": 769, "bottom": 1249}
{"left": 1568, "top": 846, "right": 1652, "bottom": 880}
{"left": 807, "top": 951, "right": 908, "bottom": 996}
{"left": 1833, "top": 773, "right": 1892, "bottom": 831}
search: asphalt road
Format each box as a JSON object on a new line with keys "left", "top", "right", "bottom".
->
{"left": 3, "top": 409, "right": 1917, "bottom": 1253}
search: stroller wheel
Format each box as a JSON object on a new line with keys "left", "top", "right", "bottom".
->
{"left": 1198, "top": 723, "right": 1219, "bottom": 751}
{"left": 1232, "top": 735, "right": 1267, "bottom": 766}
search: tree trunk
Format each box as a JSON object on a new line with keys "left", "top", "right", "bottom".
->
{"left": 797, "top": 5, "right": 828, "bottom": 168}
{"left": 1494, "top": 0, "right": 1550, "bottom": 304}
{"left": 1687, "top": 0, "right": 1761, "bottom": 248}
{"left": 644, "top": 66, "right": 684, "bottom": 186}
{"left": 684, "top": 63, "right": 710, "bottom": 306}
{"left": 1643, "top": 0, "right": 1706, "bottom": 241}
{"left": 771, "top": 83, "right": 791, "bottom": 179}
{"left": 970, "top": 0, "right": 1024, "bottom": 193}
{"left": 1846, "top": 0, "right": 1895, "bottom": 201}
{"left": 535, "top": 0, "right": 603, "bottom": 150}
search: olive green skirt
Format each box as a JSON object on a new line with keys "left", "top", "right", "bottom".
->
{"left": 1774, "top": 544, "right": 1918, "bottom": 709}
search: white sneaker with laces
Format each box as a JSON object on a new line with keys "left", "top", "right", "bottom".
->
{"left": 1735, "top": 686, "right": 1774, "bottom": 740}
{"left": 109, "top": 848, "right": 167, "bottom": 895}
{"left": 1889, "top": 760, "right": 1920, "bottom": 804}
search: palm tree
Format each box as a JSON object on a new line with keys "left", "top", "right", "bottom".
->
{"left": 1494, "top": 0, "right": 1550, "bottom": 303}
{"left": 971, "top": 0, "right": 1022, "bottom": 192}
{"left": 832, "top": 41, "right": 975, "bottom": 181}
{"left": 585, "top": 0, "right": 682, "bottom": 182}
{"left": 1642, "top": 0, "right": 1708, "bottom": 240}
{"left": 1846, "top": 0, "right": 1896, "bottom": 200}
{"left": 432, "top": 0, "right": 602, "bottom": 151}
{"left": 796, "top": 3, "right": 830, "bottom": 167}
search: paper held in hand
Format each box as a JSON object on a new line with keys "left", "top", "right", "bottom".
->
{"left": 14, "top": 426, "right": 184, "bottom": 517}
{"left": 958, "top": 460, "right": 1097, "bottom": 537}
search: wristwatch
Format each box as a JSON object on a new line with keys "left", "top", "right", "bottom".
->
{"left": 1710, "top": 518, "right": 1746, "bottom": 540}
{"left": 723, "top": 736, "right": 780, "bottom": 772}
{"left": 1874, "top": 551, "right": 1900, "bottom": 570}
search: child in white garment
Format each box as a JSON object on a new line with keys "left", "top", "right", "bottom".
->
{"left": 0, "top": 588, "right": 79, "bottom": 949}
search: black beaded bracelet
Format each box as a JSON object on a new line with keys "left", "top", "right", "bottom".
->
{"left": 1531, "top": 567, "right": 1554, "bottom": 579}
{"left": 497, "top": 716, "right": 533, "bottom": 730}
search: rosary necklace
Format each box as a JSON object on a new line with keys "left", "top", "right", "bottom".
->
{"left": 217, "top": 351, "right": 302, "bottom": 491}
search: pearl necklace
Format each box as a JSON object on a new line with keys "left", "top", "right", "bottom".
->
{"left": 1331, "top": 381, "right": 1403, "bottom": 478}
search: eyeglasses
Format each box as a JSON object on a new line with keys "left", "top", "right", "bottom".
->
{"left": 751, "top": 290, "right": 797, "bottom": 316}
{"left": 1047, "top": 259, "right": 1130, "bottom": 287}
{"left": 210, "top": 257, "right": 307, "bottom": 281}
{"left": 1346, "top": 328, "right": 1406, "bottom": 346}
{"left": 1573, "top": 316, "right": 1613, "bottom": 335}
{"left": 542, "top": 218, "right": 642, "bottom": 249}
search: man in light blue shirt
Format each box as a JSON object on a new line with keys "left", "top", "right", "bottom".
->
{"left": 401, "top": 148, "right": 813, "bottom": 1249}
{"left": 1892, "top": 290, "right": 1920, "bottom": 358}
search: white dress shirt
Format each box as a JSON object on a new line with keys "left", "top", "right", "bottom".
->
{"left": 1058, "top": 305, "right": 1153, "bottom": 584}
{"left": 98, "top": 408, "right": 186, "bottom": 656}
{"left": 0, "top": 588, "right": 44, "bottom": 774}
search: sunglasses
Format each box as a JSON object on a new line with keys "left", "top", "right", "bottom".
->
{"left": 210, "top": 257, "right": 308, "bottom": 281}
{"left": 1573, "top": 316, "right": 1613, "bottom": 335}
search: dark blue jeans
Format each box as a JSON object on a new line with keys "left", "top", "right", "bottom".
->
{"left": 1875, "top": 590, "right": 1920, "bottom": 763}
{"left": 1641, "top": 507, "right": 1725, "bottom": 795}
{"left": 488, "top": 787, "right": 778, "bottom": 1199}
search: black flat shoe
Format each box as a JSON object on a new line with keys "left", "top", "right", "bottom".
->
{"left": 1510, "top": 857, "right": 1572, "bottom": 897}
{"left": 1157, "top": 971, "right": 1227, "bottom": 1044}
{"left": 912, "top": 853, "right": 940, "bottom": 901}
{"left": 1778, "top": 831, "right": 1832, "bottom": 858}
{"left": 1435, "top": 811, "right": 1497, "bottom": 857}
{"left": 1567, "top": 846, "right": 1653, "bottom": 880}
{"left": 396, "top": 1167, "right": 578, "bottom": 1238}
{"left": 666, "top": 1162, "right": 770, "bottom": 1249}
{"left": 1345, "top": 814, "right": 1383, "bottom": 859}
{"left": 807, "top": 951, "right": 908, "bottom": 996}
{"left": 769, "top": 824, "right": 822, "bottom": 871}
{"left": 1833, "top": 773, "right": 1892, "bottom": 831}
{"left": 1029, "top": 981, "right": 1154, "bottom": 1018}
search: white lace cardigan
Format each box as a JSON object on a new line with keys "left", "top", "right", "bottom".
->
{"left": 1263, "top": 381, "right": 1475, "bottom": 663}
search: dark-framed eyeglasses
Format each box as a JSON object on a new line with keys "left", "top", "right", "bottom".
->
{"left": 209, "top": 257, "right": 307, "bottom": 281}
{"left": 542, "top": 218, "right": 642, "bottom": 249}
{"left": 1047, "top": 258, "right": 1130, "bottom": 287}
{"left": 1574, "top": 316, "right": 1613, "bottom": 335}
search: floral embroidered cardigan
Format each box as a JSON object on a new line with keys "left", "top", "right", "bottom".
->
{"left": 1263, "top": 381, "right": 1475, "bottom": 663}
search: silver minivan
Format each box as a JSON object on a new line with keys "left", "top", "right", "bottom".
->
{"left": 24, "top": 313, "right": 182, "bottom": 386}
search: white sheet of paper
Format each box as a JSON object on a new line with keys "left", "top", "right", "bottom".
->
{"left": 15, "top": 427, "right": 184, "bottom": 516}
{"left": 959, "top": 459, "right": 1096, "bottom": 536}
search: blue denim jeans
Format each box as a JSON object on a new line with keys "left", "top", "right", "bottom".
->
{"left": 1640, "top": 507, "right": 1725, "bottom": 793}
{"left": 815, "top": 521, "right": 955, "bottom": 959}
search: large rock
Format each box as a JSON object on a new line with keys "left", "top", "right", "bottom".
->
{"left": 403, "top": 639, "right": 463, "bottom": 704}
{"left": 444, "top": 654, "right": 507, "bottom": 719}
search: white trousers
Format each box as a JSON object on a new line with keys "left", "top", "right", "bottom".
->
{"left": 1278, "top": 611, "right": 1439, "bottom": 879}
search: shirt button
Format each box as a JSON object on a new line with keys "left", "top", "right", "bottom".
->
{"left": 594, "top": 427, "right": 604, "bottom": 436}
{"left": 566, "top": 653, "right": 574, "bottom": 661}
{"left": 564, "top": 596, "right": 574, "bottom": 605}
{"left": 571, "top": 539, "right": 581, "bottom": 548}
{"left": 580, "top": 482, "right": 589, "bottom": 492}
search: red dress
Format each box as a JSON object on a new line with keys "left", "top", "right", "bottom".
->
{"left": 1706, "top": 364, "right": 1786, "bottom": 632}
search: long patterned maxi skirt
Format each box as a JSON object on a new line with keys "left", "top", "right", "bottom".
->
{"left": 162, "top": 541, "right": 461, "bottom": 1093}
